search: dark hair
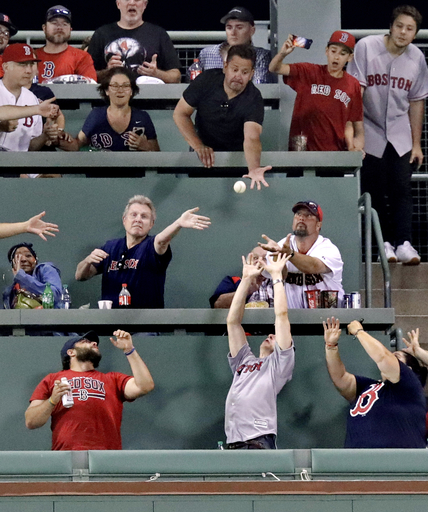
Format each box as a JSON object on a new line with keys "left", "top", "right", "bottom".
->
{"left": 7, "top": 243, "right": 37, "bottom": 266}
{"left": 62, "top": 354, "right": 71, "bottom": 370}
{"left": 400, "top": 351, "right": 428, "bottom": 387}
{"left": 391, "top": 5, "right": 422, "bottom": 33}
{"left": 226, "top": 44, "right": 256, "bottom": 68}
{"left": 97, "top": 67, "right": 139, "bottom": 102}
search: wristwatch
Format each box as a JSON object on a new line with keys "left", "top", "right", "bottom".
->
{"left": 272, "top": 279, "right": 284, "bottom": 286}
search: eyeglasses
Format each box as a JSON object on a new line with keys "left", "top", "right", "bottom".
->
{"left": 0, "top": 29, "right": 10, "bottom": 37}
{"left": 117, "top": 252, "right": 128, "bottom": 270}
{"left": 109, "top": 83, "right": 132, "bottom": 90}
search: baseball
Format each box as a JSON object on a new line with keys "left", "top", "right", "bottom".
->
{"left": 233, "top": 180, "right": 246, "bottom": 194}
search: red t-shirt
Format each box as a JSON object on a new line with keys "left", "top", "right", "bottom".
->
{"left": 36, "top": 46, "right": 97, "bottom": 82}
{"left": 30, "top": 369, "right": 132, "bottom": 450}
{"left": 284, "top": 63, "right": 363, "bottom": 151}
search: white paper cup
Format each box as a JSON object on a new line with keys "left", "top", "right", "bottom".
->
{"left": 98, "top": 300, "right": 113, "bottom": 309}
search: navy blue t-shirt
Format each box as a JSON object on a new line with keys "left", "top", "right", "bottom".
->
{"left": 82, "top": 106, "right": 157, "bottom": 151}
{"left": 94, "top": 235, "right": 172, "bottom": 308}
{"left": 345, "top": 361, "right": 427, "bottom": 448}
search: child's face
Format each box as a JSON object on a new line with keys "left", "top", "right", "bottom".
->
{"left": 325, "top": 44, "right": 353, "bottom": 75}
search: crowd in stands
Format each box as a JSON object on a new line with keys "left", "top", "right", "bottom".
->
{"left": 0, "top": 3, "right": 428, "bottom": 451}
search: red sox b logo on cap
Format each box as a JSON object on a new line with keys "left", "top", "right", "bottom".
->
{"left": 23, "top": 45, "right": 32, "bottom": 56}
{"left": 339, "top": 32, "right": 349, "bottom": 43}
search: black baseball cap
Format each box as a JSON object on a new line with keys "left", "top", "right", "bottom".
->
{"left": 46, "top": 5, "right": 71, "bottom": 23}
{"left": 220, "top": 7, "right": 254, "bottom": 26}
{"left": 292, "top": 200, "right": 323, "bottom": 222}
{"left": 61, "top": 331, "right": 99, "bottom": 361}
{"left": 0, "top": 13, "right": 17, "bottom": 36}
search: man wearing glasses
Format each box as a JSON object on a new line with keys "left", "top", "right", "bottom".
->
{"left": 75, "top": 195, "right": 211, "bottom": 308}
{"left": 35, "top": 5, "right": 97, "bottom": 83}
{"left": 0, "top": 12, "right": 17, "bottom": 78}
{"left": 258, "top": 200, "right": 344, "bottom": 308}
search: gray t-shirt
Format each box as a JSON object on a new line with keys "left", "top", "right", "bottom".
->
{"left": 225, "top": 342, "right": 295, "bottom": 444}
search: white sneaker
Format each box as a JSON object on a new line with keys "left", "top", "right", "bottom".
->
{"left": 384, "top": 242, "right": 397, "bottom": 263}
{"left": 396, "top": 241, "right": 421, "bottom": 265}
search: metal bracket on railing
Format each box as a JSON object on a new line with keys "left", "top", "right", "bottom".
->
{"left": 388, "top": 326, "right": 404, "bottom": 350}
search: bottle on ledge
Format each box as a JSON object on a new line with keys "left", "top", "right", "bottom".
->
{"left": 42, "top": 282, "right": 54, "bottom": 309}
{"left": 60, "top": 284, "right": 71, "bottom": 309}
{"left": 187, "top": 58, "right": 202, "bottom": 82}
{"left": 119, "top": 283, "right": 131, "bottom": 307}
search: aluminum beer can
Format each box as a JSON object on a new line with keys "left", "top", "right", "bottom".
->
{"left": 343, "top": 294, "right": 352, "bottom": 308}
{"left": 351, "top": 292, "right": 361, "bottom": 309}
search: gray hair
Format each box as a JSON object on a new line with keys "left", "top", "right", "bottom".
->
{"left": 122, "top": 195, "right": 156, "bottom": 221}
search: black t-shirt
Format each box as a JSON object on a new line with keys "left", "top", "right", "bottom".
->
{"left": 183, "top": 69, "right": 264, "bottom": 151}
{"left": 88, "top": 22, "right": 181, "bottom": 74}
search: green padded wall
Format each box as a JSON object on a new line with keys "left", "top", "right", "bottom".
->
{"left": 0, "top": 176, "right": 359, "bottom": 309}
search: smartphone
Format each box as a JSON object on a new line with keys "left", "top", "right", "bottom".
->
{"left": 134, "top": 127, "right": 145, "bottom": 136}
{"left": 292, "top": 35, "right": 313, "bottom": 50}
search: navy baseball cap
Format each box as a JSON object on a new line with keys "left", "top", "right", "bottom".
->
{"left": 46, "top": 5, "right": 71, "bottom": 23}
{"left": 0, "top": 13, "right": 17, "bottom": 37}
{"left": 292, "top": 201, "right": 323, "bottom": 222}
{"left": 220, "top": 7, "right": 255, "bottom": 26}
{"left": 61, "top": 331, "right": 99, "bottom": 360}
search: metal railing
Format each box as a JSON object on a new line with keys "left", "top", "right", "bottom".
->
{"left": 358, "top": 193, "right": 392, "bottom": 309}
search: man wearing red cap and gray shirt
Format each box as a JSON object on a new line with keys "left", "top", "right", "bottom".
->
{"left": 25, "top": 330, "right": 154, "bottom": 450}
{"left": 35, "top": 5, "right": 96, "bottom": 83}
{"left": 259, "top": 200, "right": 344, "bottom": 309}
{"left": 0, "top": 12, "right": 18, "bottom": 78}
{"left": 196, "top": 6, "right": 275, "bottom": 84}
{"left": 269, "top": 31, "right": 364, "bottom": 152}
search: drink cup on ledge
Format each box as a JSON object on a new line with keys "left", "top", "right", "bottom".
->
{"left": 291, "top": 134, "right": 307, "bottom": 151}
{"left": 98, "top": 300, "right": 113, "bottom": 309}
{"left": 305, "top": 289, "right": 320, "bottom": 309}
{"left": 321, "top": 290, "right": 338, "bottom": 308}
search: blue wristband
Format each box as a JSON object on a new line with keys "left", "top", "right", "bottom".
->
{"left": 124, "top": 347, "right": 135, "bottom": 356}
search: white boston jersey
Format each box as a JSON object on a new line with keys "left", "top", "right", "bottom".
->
{"left": 225, "top": 342, "right": 295, "bottom": 444}
{"left": 347, "top": 35, "right": 428, "bottom": 158}
{"left": 0, "top": 80, "right": 42, "bottom": 151}
{"left": 274, "top": 234, "right": 344, "bottom": 309}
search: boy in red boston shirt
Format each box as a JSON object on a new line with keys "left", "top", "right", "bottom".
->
{"left": 25, "top": 330, "right": 154, "bottom": 450}
{"left": 269, "top": 31, "right": 364, "bottom": 152}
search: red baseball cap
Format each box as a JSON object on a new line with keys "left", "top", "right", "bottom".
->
{"left": 292, "top": 201, "right": 323, "bottom": 222}
{"left": 2, "top": 43, "right": 40, "bottom": 64}
{"left": 328, "top": 30, "right": 355, "bottom": 52}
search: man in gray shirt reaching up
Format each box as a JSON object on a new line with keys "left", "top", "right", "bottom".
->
{"left": 225, "top": 252, "right": 295, "bottom": 449}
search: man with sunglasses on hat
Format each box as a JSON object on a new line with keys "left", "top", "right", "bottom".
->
{"left": 0, "top": 12, "right": 17, "bottom": 79}
{"left": 35, "top": 5, "right": 96, "bottom": 83}
{"left": 25, "top": 330, "right": 154, "bottom": 450}
{"left": 75, "top": 194, "right": 211, "bottom": 309}
{"left": 259, "top": 200, "right": 344, "bottom": 308}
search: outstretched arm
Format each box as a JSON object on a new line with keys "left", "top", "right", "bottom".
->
{"left": 0, "top": 98, "right": 58, "bottom": 121}
{"left": 268, "top": 35, "right": 294, "bottom": 75}
{"left": 259, "top": 233, "right": 331, "bottom": 274}
{"left": 260, "top": 253, "right": 292, "bottom": 350}
{"left": 227, "top": 254, "right": 263, "bottom": 357}
{"left": 0, "top": 212, "right": 59, "bottom": 241}
{"left": 324, "top": 317, "right": 357, "bottom": 401}
{"left": 242, "top": 121, "right": 271, "bottom": 191}
{"left": 110, "top": 330, "right": 155, "bottom": 400}
{"left": 173, "top": 97, "right": 215, "bottom": 168}
{"left": 348, "top": 320, "right": 400, "bottom": 383}
{"left": 402, "top": 328, "right": 428, "bottom": 366}
{"left": 154, "top": 207, "right": 211, "bottom": 255}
